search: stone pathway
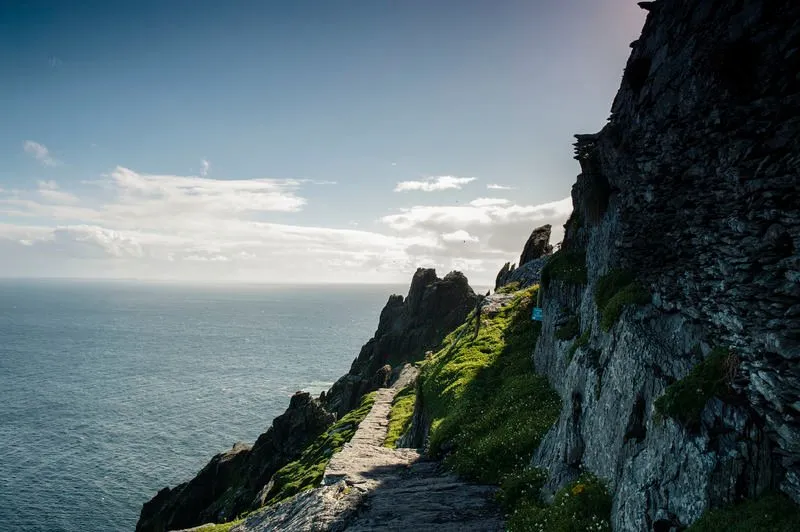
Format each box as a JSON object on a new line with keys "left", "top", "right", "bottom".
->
{"left": 232, "top": 365, "right": 504, "bottom": 532}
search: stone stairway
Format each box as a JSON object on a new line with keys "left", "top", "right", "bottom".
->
{"left": 232, "top": 366, "right": 503, "bottom": 531}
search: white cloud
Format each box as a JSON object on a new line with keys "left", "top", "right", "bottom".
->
{"left": 23, "top": 140, "right": 60, "bottom": 167}
{"left": 0, "top": 169, "right": 437, "bottom": 283}
{"left": 0, "top": 166, "right": 574, "bottom": 284}
{"left": 200, "top": 159, "right": 210, "bottom": 177}
{"left": 469, "top": 197, "right": 511, "bottom": 207}
{"left": 37, "top": 181, "right": 79, "bottom": 205}
{"left": 394, "top": 175, "right": 476, "bottom": 192}
{"left": 382, "top": 196, "right": 572, "bottom": 271}
{"left": 442, "top": 230, "right": 479, "bottom": 243}
{"left": 487, "top": 184, "right": 515, "bottom": 190}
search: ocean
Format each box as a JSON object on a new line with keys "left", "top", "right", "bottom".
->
{"left": 0, "top": 280, "right": 405, "bottom": 531}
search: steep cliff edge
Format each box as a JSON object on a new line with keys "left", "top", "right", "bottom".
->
{"left": 531, "top": 0, "right": 800, "bottom": 529}
{"left": 137, "top": 268, "right": 477, "bottom": 531}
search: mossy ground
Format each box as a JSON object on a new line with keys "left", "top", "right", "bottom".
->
{"left": 541, "top": 250, "right": 587, "bottom": 289}
{"left": 384, "top": 385, "right": 416, "bottom": 448}
{"left": 594, "top": 269, "right": 650, "bottom": 331}
{"left": 263, "top": 392, "right": 376, "bottom": 504}
{"left": 687, "top": 492, "right": 800, "bottom": 531}
{"left": 505, "top": 473, "right": 612, "bottom": 532}
{"left": 497, "top": 281, "right": 521, "bottom": 294}
{"left": 419, "top": 285, "right": 561, "bottom": 484}
{"left": 192, "top": 520, "right": 243, "bottom": 532}
{"left": 654, "top": 348, "right": 736, "bottom": 428}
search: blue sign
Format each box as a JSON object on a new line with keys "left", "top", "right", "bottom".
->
{"left": 532, "top": 307, "right": 543, "bottom": 321}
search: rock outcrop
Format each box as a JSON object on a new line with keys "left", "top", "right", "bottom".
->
{"left": 531, "top": 0, "right": 800, "bottom": 529}
{"left": 494, "top": 261, "right": 515, "bottom": 291}
{"left": 323, "top": 268, "right": 478, "bottom": 417}
{"left": 137, "top": 392, "right": 335, "bottom": 532}
{"left": 495, "top": 224, "right": 554, "bottom": 290}
{"left": 519, "top": 224, "right": 553, "bottom": 267}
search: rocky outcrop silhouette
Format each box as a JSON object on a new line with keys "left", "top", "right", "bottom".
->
{"left": 323, "top": 268, "right": 478, "bottom": 417}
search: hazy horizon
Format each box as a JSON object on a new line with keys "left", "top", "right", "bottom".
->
{"left": 1, "top": 0, "right": 646, "bottom": 286}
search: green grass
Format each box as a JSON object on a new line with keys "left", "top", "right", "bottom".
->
{"left": 687, "top": 493, "right": 800, "bottom": 531}
{"left": 540, "top": 250, "right": 588, "bottom": 289}
{"left": 261, "top": 392, "right": 376, "bottom": 504}
{"left": 567, "top": 327, "right": 591, "bottom": 362}
{"left": 654, "top": 348, "right": 736, "bottom": 429}
{"left": 506, "top": 473, "right": 612, "bottom": 532}
{"left": 419, "top": 285, "right": 561, "bottom": 484}
{"left": 496, "top": 281, "right": 521, "bottom": 294}
{"left": 497, "top": 467, "right": 548, "bottom": 511}
{"left": 555, "top": 315, "right": 580, "bottom": 341}
{"left": 384, "top": 385, "right": 416, "bottom": 448}
{"left": 594, "top": 269, "right": 650, "bottom": 331}
{"left": 191, "top": 521, "right": 243, "bottom": 532}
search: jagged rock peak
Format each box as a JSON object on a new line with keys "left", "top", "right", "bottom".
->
{"left": 323, "top": 268, "right": 478, "bottom": 417}
{"left": 519, "top": 224, "right": 553, "bottom": 266}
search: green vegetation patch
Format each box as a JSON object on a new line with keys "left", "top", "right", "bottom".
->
{"left": 568, "top": 326, "right": 591, "bottom": 362}
{"left": 384, "top": 385, "right": 416, "bottom": 448}
{"left": 541, "top": 250, "right": 588, "bottom": 289}
{"left": 496, "top": 281, "right": 522, "bottom": 294}
{"left": 192, "top": 521, "right": 243, "bottom": 532}
{"left": 594, "top": 269, "right": 650, "bottom": 331}
{"left": 497, "top": 467, "right": 548, "bottom": 512}
{"left": 420, "top": 285, "right": 561, "bottom": 484}
{"left": 654, "top": 348, "right": 736, "bottom": 428}
{"left": 263, "top": 392, "right": 376, "bottom": 504}
{"left": 555, "top": 315, "right": 580, "bottom": 341}
{"left": 687, "top": 492, "right": 800, "bottom": 532}
{"left": 506, "top": 473, "right": 612, "bottom": 532}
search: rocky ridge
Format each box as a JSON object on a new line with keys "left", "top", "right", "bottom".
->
{"left": 530, "top": 0, "right": 800, "bottom": 529}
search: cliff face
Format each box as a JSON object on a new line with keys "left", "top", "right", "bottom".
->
{"left": 532, "top": 1, "right": 799, "bottom": 530}
{"left": 323, "top": 268, "right": 478, "bottom": 417}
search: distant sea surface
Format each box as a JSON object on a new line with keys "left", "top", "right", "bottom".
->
{"left": 0, "top": 280, "right": 408, "bottom": 531}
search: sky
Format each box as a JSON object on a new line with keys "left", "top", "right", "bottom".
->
{"left": 0, "top": 0, "right": 645, "bottom": 285}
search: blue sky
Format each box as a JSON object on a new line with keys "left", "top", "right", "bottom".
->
{"left": 0, "top": 0, "right": 645, "bottom": 284}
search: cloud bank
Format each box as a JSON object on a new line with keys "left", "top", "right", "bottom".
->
{"left": 394, "top": 176, "right": 476, "bottom": 192}
{"left": 0, "top": 167, "right": 572, "bottom": 284}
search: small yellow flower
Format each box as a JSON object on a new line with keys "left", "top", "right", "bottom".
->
{"left": 571, "top": 483, "right": 586, "bottom": 495}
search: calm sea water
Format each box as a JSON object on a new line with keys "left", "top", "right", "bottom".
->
{"left": 0, "top": 280, "right": 404, "bottom": 532}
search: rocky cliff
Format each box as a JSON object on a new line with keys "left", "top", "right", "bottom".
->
{"left": 137, "top": 268, "right": 477, "bottom": 531}
{"left": 495, "top": 224, "right": 554, "bottom": 290}
{"left": 137, "top": 1, "right": 800, "bottom": 529}
{"left": 323, "top": 268, "right": 478, "bottom": 417}
{"left": 530, "top": 0, "right": 800, "bottom": 529}
{"left": 136, "top": 392, "right": 335, "bottom": 532}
